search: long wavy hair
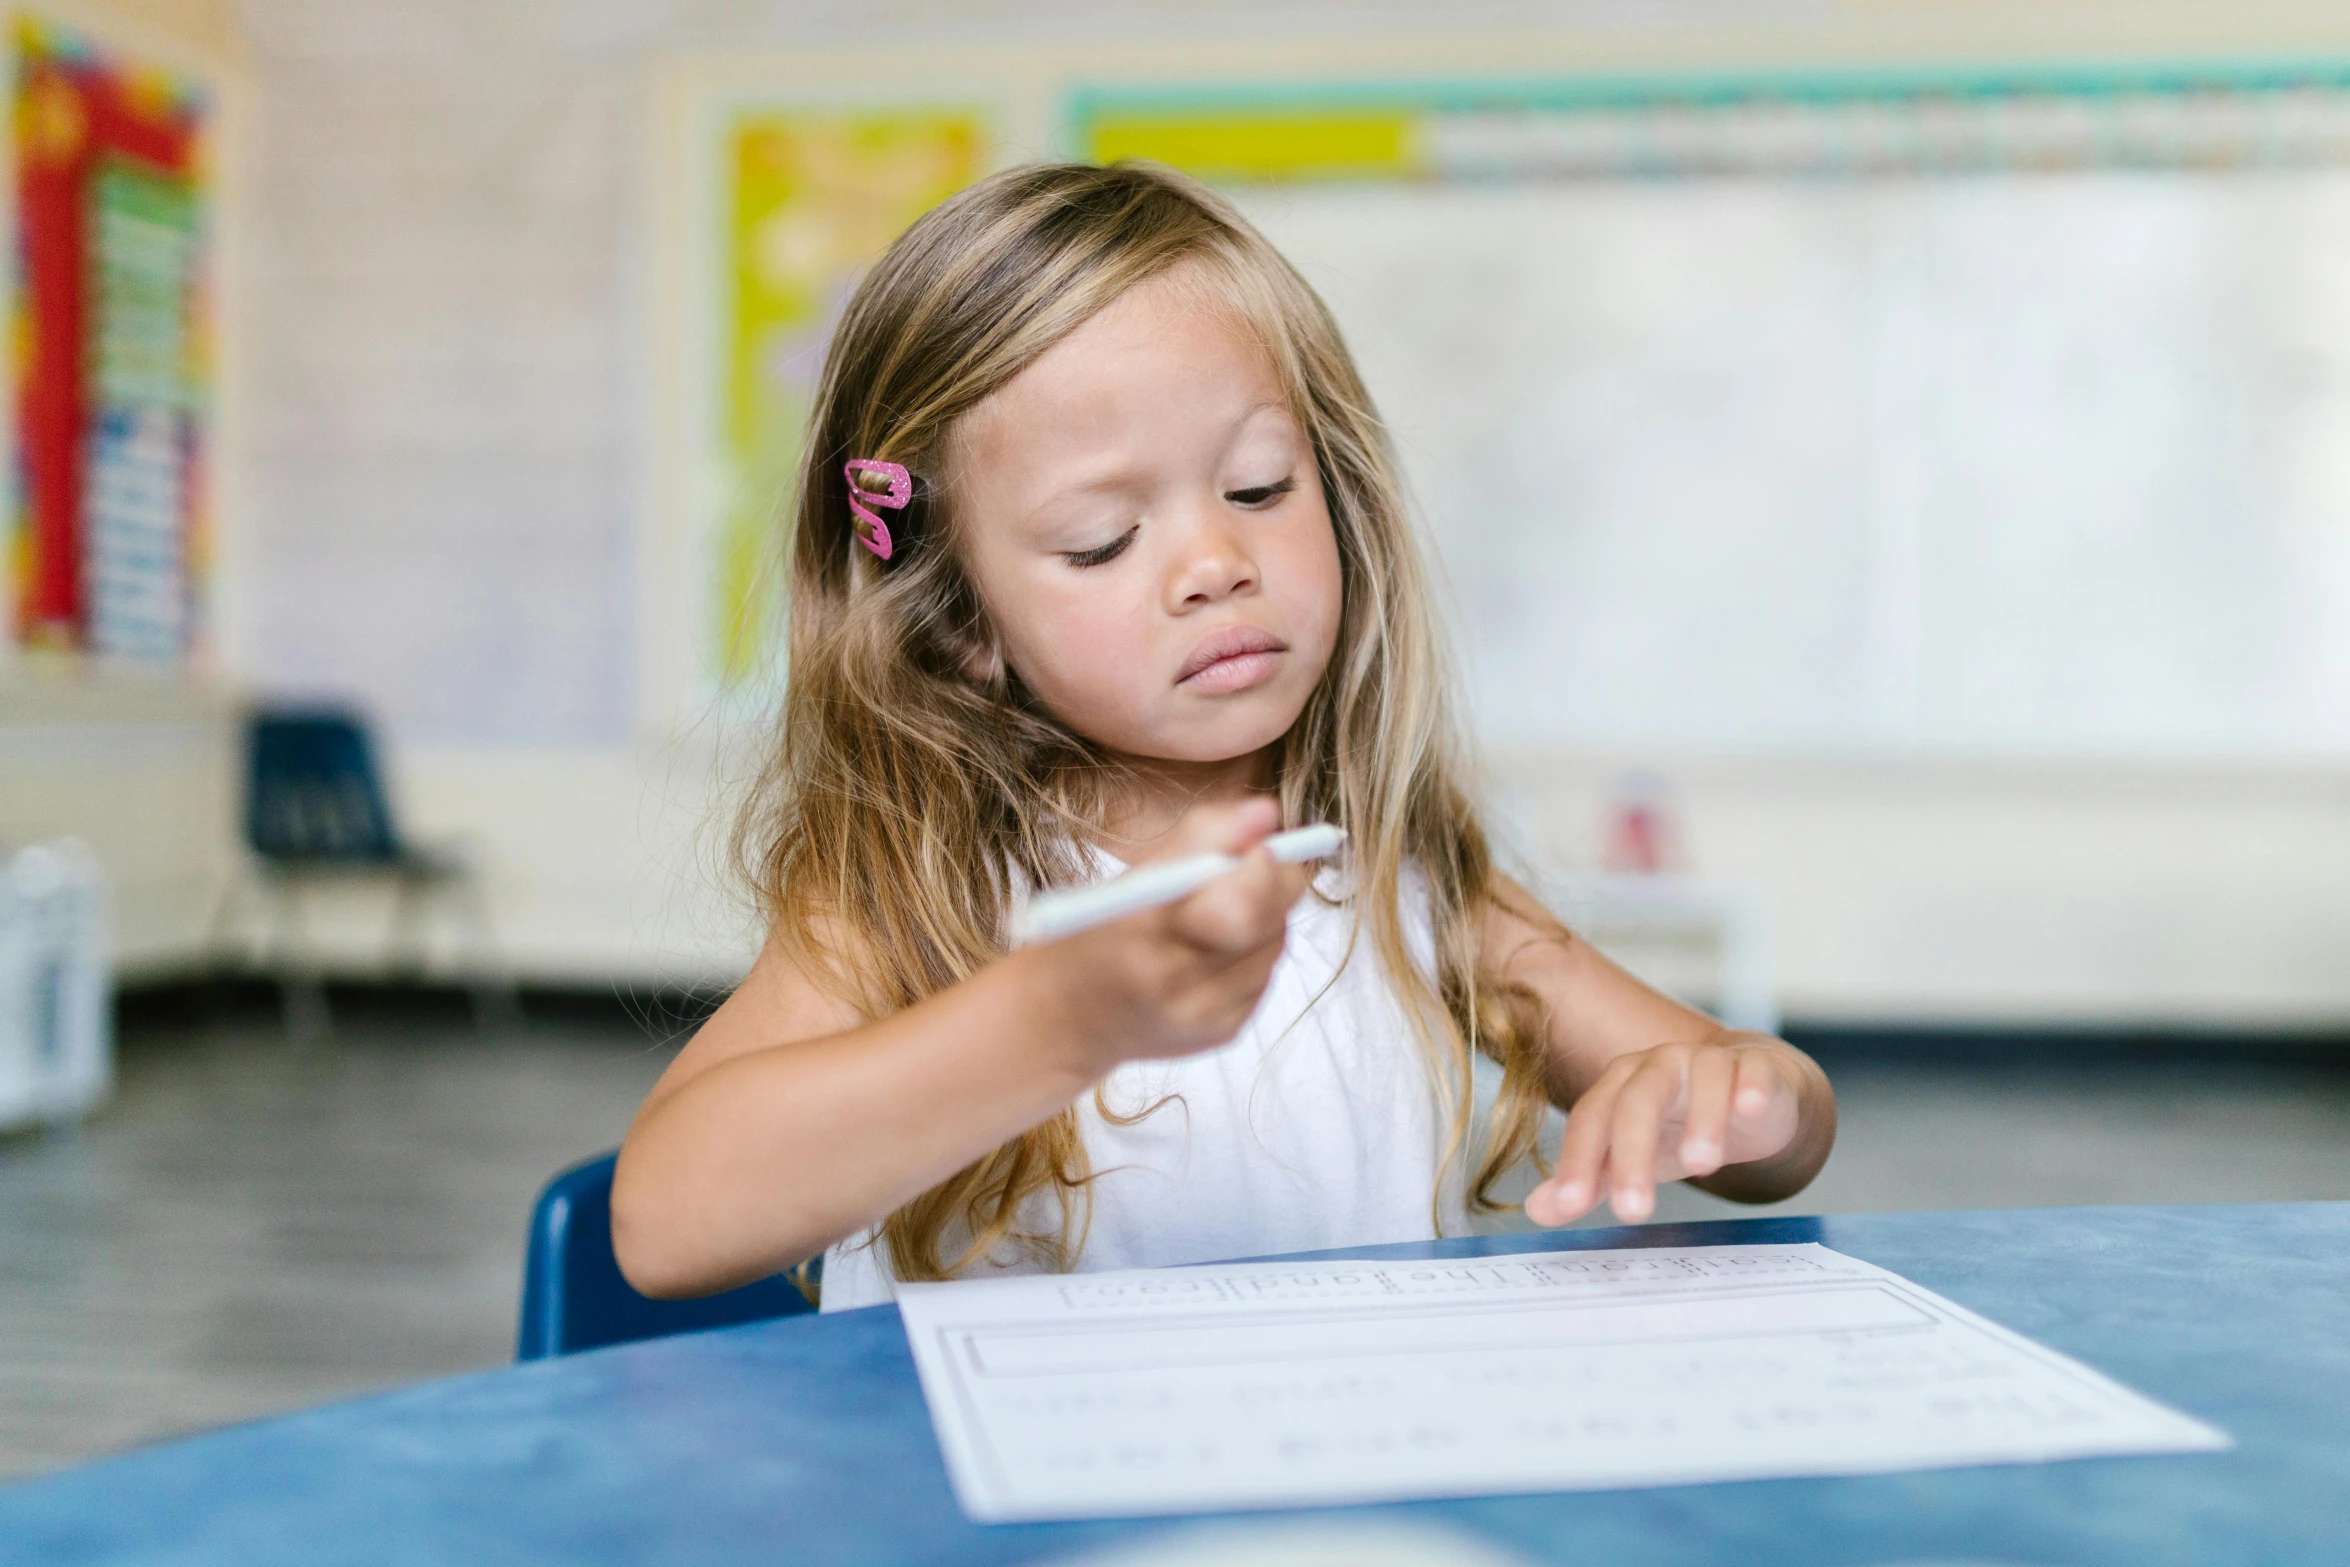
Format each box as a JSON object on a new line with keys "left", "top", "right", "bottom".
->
{"left": 739, "top": 161, "right": 1551, "bottom": 1282}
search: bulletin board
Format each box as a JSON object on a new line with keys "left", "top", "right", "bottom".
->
{"left": 706, "top": 110, "right": 985, "bottom": 691}
{"left": 657, "top": 52, "right": 2350, "bottom": 762}
{"left": 9, "top": 15, "right": 211, "bottom": 664}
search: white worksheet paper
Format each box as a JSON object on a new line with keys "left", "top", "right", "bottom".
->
{"left": 895, "top": 1244, "right": 2229, "bottom": 1522}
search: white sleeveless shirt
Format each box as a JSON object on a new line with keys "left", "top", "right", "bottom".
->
{"left": 818, "top": 858, "right": 1467, "bottom": 1310}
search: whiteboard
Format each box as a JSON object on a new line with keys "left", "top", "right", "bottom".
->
{"left": 1234, "top": 172, "right": 2350, "bottom": 760}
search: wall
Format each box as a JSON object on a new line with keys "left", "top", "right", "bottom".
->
{"left": 1495, "top": 753, "right": 2350, "bottom": 1025}
{"left": 71, "top": 0, "right": 2350, "bottom": 1018}
{"left": 0, "top": 672, "right": 238, "bottom": 973}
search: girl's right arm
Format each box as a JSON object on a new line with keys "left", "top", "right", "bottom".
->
{"left": 609, "top": 798, "right": 1307, "bottom": 1299}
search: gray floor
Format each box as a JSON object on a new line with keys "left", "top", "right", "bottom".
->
{"left": 4, "top": 1010, "right": 2348, "bottom": 1480}
{"left": 0, "top": 1001, "right": 675, "bottom": 1479}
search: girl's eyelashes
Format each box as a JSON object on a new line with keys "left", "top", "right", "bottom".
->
{"left": 1057, "top": 476, "right": 1292, "bottom": 567}
{"left": 1224, "top": 475, "right": 1297, "bottom": 509}
{"left": 1063, "top": 525, "right": 1138, "bottom": 569}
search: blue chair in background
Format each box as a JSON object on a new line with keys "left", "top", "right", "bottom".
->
{"left": 517, "top": 1151, "right": 817, "bottom": 1360}
{"left": 213, "top": 705, "right": 516, "bottom": 1036}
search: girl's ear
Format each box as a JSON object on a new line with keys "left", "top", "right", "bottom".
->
{"left": 924, "top": 452, "right": 1005, "bottom": 687}
{"left": 959, "top": 630, "right": 1007, "bottom": 688}
{"left": 943, "top": 594, "right": 1009, "bottom": 689}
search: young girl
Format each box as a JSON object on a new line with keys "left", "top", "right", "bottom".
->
{"left": 612, "top": 162, "right": 1836, "bottom": 1308}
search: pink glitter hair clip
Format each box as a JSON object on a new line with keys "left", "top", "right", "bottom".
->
{"left": 843, "top": 459, "right": 911, "bottom": 561}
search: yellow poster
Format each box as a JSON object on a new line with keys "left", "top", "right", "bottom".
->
{"left": 1083, "top": 108, "right": 1418, "bottom": 182}
{"left": 713, "top": 109, "right": 986, "bottom": 687}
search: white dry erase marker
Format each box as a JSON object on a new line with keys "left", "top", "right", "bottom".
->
{"left": 1012, "top": 824, "right": 1346, "bottom": 947}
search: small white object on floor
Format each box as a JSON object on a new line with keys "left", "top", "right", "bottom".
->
{"left": 0, "top": 840, "right": 110, "bottom": 1131}
{"left": 897, "top": 1242, "right": 2228, "bottom": 1522}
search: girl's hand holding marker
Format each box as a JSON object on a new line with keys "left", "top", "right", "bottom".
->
{"left": 1015, "top": 820, "right": 1345, "bottom": 946}
{"left": 1030, "top": 798, "right": 1322, "bottom": 1069}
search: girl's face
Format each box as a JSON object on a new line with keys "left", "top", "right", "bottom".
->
{"left": 949, "top": 267, "right": 1343, "bottom": 768}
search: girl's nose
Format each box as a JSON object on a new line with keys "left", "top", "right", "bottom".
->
{"left": 1167, "top": 511, "right": 1259, "bottom": 610}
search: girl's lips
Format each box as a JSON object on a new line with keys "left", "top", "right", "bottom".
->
{"left": 1181, "top": 649, "right": 1282, "bottom": 695}
{"left": 1177, "top": 626, "right": 1288, "bottom": 692}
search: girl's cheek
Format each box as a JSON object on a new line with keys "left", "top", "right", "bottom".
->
{"left": 1282, "top": 527, "right": 1346, "bottom": 656}
{"left": 1028, "top": 592, "right": 1161, "bottom": 694}
{"left": 1066, "top": 578, "right": 1159, "bottom": 646}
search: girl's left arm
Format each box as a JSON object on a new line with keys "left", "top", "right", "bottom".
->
{"left": 1479, "top": 872, "right": 1836, "bottom": 1228}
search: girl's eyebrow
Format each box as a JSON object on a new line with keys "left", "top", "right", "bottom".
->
{"left": 1020, "top": 467, "right": 1153, "bottom": 529}
{"left": 1227, "top": 398, "right": 1294, "bottom": 436}
{"left": 1019, "top": 400, "right": 1298, "bottom": 525}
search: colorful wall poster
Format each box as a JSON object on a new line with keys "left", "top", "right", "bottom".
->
{"left": 11, "top": 16, "right": 210, "bottom": 661}
{"left": 1072, "top": 60, "right": 2350, "bottom": 181}
{"left": 708, "top": 108, "right": 985, "bottom": 690}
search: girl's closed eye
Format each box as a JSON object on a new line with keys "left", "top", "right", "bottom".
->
{"left": 1064, "top": 525, "right": 1138, "bottom": 569}
{"left": 1225, "top": 476, "right": 1296, "bottom": 509}
{"left": 1063, "top": 477, "right": 1293, "bottom": 568}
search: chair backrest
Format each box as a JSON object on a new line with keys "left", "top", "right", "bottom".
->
{"left": 516, "top": 1151, "right": 816, "bottom": 1360}
{"left": 245, "top": 707, "right": 401, "bottom": 863}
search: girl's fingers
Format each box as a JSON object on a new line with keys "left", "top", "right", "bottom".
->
{"left": 1530, "top": 1059, "right": 1632, "bottom": 1226}
{"left": 1580, "top": 1144, "right": 1615, "bottom": 1227}
{"left": 1677, "top": 1046, "right": 1737, "bottom": 1178}
{"left": 1726, "top": 1050, "right": 1801, "bottom": 1163}
{"left": 1147, "top": 795, "right": 1286, "bottom": 949}
{"left": 1173, "top": 795, "right": 1280, "bottom": 857}
{"left": 1169, "top": 852, "right": 1308, "bottom": 954}
{"left": 1604, "top": 1051, "right": 1685, "bottom": 1222}
{"left": 1535, "top": 1039, "right": 1814, "bottom": 1228}
{"left": 1136, "top": 912, "right": 1288, "bottom": 1053}
{"left": 1555, "top": 1058, "right": 1637, "bottom": 1207}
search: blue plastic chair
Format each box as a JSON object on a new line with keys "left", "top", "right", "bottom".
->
{"left": 216, "top": 705, "right": 517, "bottom": 1035}
{"left": 516, "top": 1151, "right": 817, "bottom": 1360}
{"left": 245, "top": 708, "right": 404, "bottom": 863}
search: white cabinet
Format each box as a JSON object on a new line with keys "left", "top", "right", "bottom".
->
{"left": 0, "top": 840, "right": 110, "bottom": 1129}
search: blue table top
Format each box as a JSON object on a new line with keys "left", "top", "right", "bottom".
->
{"left": 6, "top": 1202, "right": 2346, "bottom": 1567}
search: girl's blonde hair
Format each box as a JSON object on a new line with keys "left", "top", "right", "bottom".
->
{"left": 741, "top": 161, "right": 1550, "bottom": 1281}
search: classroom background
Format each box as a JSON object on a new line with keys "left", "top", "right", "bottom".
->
{"left": 4, "top": 0, "right": 2349, "bottom": 1478}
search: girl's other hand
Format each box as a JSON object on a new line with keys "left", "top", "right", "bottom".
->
{"left": 1041, "top": 795, "right": 1313, "bottom": 1071}
{"left": 1523, "top": 1038, "right": 1807, "bottom": 1228}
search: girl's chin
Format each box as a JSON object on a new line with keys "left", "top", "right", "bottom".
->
{"left": 1120, "top": 711, "right": 1306, "bottom": 768}
{"left": 1045, "top": 677, "right": 1316, "bottom": 766}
